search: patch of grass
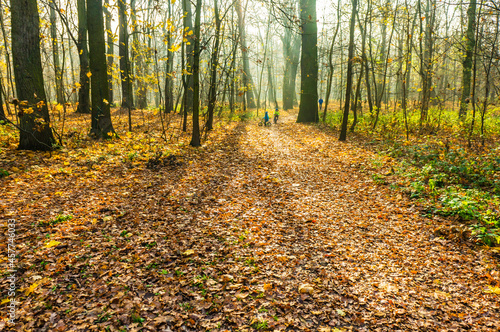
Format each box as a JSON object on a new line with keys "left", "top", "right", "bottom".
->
{"left": 39, "top": 214, "right": 73, "bottom": 226}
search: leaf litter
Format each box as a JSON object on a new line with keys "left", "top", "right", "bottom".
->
{"left": 0, "top": 113, "right": 499, "bottom": 331}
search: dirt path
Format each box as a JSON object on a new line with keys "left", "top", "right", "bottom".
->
{"left": 2, "top": 113, "right": 499, "bottom": 331}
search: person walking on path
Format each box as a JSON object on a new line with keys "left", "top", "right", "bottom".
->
{"left": 318, "top": 98, "right": 324, "bottom": 111}
{"left": 264, "top": 110, "right": 270, "bottom": 125}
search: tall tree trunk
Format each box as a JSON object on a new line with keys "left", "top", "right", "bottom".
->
{"left": 182, "top": 0, "right": 195, "bottom": 115}
{"left": 12, "top": 0, "right": 56, "bottom": 150}
{"left": 131, "top": 0, "right": 147, "bottom": 109}
{"left": 87, "top": 0, "right": 115, "bottom": 138}
{"left": 190, "top": 0, "right": 202, "bottom": 147}
{"left": 0, "top": 1, "right": 15, "bottom": 108}
{"left": 49, "top": 1, "right": 64, "bottom": 105}
{"left": 118, "top": 0, "right": 134, "bottom": 114}
{"left": 357, "top": 2, "right": 374, "bottom": 117}
{"left": 104, "top": 0, "right": 114, "bottom": 104}
{"left": 267, "top": 51, "right": 278, "bottom": 109}
{"left": 339, "top": 0, "right": 358, "bottom": 141}
{"left": 206, "top": 0, "right": 221, "bottom": 131}
{"left": 297, "top": 0, "right": 318, "bottom": 123}
{"left": 289, "top": 35, "right": 301, "bottom": 107}
{"left": 0, "top": 80, "right": 5, "bottom": 123}
{"left": 236, "top": 0, "right": 256, "bottom": 109}
{"left": 164, "top": 1, "right": 174, "bottom": 113}
{"left": 373, "top": 3, "right": 398, "bottom": 130}
{"left": 322, "top": 0, "right": 341, "bottom": 122}
{"left": 76, "top": 0, "right": 90, "bottom": 114}
{"left": 459, "top": 0, "right": 476, "bottom": 119}
{"left": 350, "top": 67, "right": 363, "bottom": 132}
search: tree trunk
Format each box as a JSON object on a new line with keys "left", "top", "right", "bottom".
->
{"left": 459, "top": 0, "right": 476, "bottom": 119}
{"left": 236, "top": 0, "right": 256, "bottom": 109}
{"left": 322, "top": 0, "right": 341, "bottom": 122}
{"left": 289, "top": 36, "right": 301, "bottom": 107}
{"left": 164, "top": 1, "right": 174, "bottom": 113}
{"left": 297, "top": 0, "right": 318, "bottom": 123}
{"left": 206, "top": 0, "right": 221, "bottom": 131}
{"left": 87, "top": 0, "right": 115, "bottom": 138}
{"left": 76, "top": 0, "right": 90, "bottom": 114}
{"left": 104, "top": 0, "right": 114, "bottom": 105}
{"left": 49, "top": 1, "right": 64, "bottom": 105}
{"left": 350, "top": 68, "right": 363, "bottom": 132}
{"left": 118, "top": 0, "right": 133, "bottom": 113}
{"left": 12, "top": 0, "right": 56, "bottom": 150}
{"left": 339, "top": 0, "right": 358, "bottom": 141}
{"left": 182, "top": 0, "right": 195, "bottom": 115}
{"left": 131, "top": 0, "right": 147, "bottom": 109}
{"left": 190, "top": 0, "right": 202, "bottom": 147}
{"left": 0, "top": 81, "right": 5, "bottom": 123}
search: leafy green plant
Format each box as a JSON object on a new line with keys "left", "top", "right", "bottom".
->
{"left": 0, "top": 168, "right": 9, "bottom": 178}
{"left": 39, "top": 214, "right": 73, "bottom": 226}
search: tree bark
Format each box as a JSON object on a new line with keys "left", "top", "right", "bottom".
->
{"left": 118, "top": 0, "right": 133, "bottom": 111}
{"left": 49, "top": 1, "right": 64, "bottom": 105}
{"left": 87, "top": 0, "right": 115, "bottom": 138}
{"left": 236, "top": 0, "right": 256, "bottom": 109}
{"left": 206, "top": 0, "right": 221, "bottom": 131}
{"left": 104, "top": 0, "right": 114, "bottom": 105}
{"left": 339, "top": 0, "right": 358, "bottom": 141}
{"left": 12, "top": 0, "right": 56, "bottom": 150}
{"left": 322, "top": 0, "right": 341, "bottom": 122}
{"left": 76, "top": 0, "right": 90, "bottom": 114}
{"left": 182, "top": 0, "right": 195, "bottom": 115}
{"left": 164, "top": 0, "right": 174, "bottom": 113}
{"left": 297, "top": 0, "right": 318, "bottom": 123}
{"left": 459, "top": 0, "right": 476, "bottom": 119}
{"left": 190, "top": 0, "right": 202, "bottom": 147}
{"left": 131, "top": 0, "right": 147, "bottom": 109}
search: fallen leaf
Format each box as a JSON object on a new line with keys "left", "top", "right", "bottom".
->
{"left": 45, "top": 240, "right": 61, "bottom": 248}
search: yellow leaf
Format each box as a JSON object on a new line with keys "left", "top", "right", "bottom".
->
{"left": 86, "top": 72, "right": 92, "bottom": 78}
{"left": 183, "top": 249, "right": 195, "bottom": 256}
{"left": 25, "top": 278, "right": 48, "bottom": 296}
{"left": 45, "top": 240, "right": 61, "bottom": 248}
{"left": 484, "top": 285, "right": 500, "bottom": 294}
{"left": 1, "top": 298, "right": 10, "bottom": 305}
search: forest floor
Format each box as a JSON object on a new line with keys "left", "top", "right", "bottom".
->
{"left": 1, "top": 111, "right": 500, "bottom": 331}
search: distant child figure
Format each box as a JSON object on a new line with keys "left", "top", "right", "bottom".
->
{"left": 264, "top": 110, "right": 270, "bottom": 125}
{"left": 318, "top": 98, "right": 324, "bottom": 111}
{"left": 274, "top": 108, "right": 279, "bottom": 123}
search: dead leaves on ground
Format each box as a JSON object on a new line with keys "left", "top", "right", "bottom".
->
{"left": 0, "top": 111, "right": 499, "bottom": 331}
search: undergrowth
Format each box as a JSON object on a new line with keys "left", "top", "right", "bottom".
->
{"left": 329, "top": 104, "right": 500, "bottom": 246}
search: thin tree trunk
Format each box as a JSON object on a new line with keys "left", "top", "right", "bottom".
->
{"left": 206, "top": 0, "right": 221, "bottom": 131}
{"left": 459, "top": 0, "right": 476, "bottom": 119}
{"left": 322, "top": 0, "right": 341, "bottom": 122}
{"left": 49, "top": 1, "right": 64, "bottom": 105}
{"left": 236, "top": 0, "right": 256, "bottom": 109}
{"left": 118, "top": 0, "right": 134, "bottom": 127}
{"left": 183, "top": 0, "right": 195, "bottom": 115}
{"left": 190, "top": 0, "right": 202, "bottom": 147}
{"left": 76, "top": 0, "right": 90, "bottom": 114}
{"left": 339, "top": 0, "right": 358, "bottom": 141}
{"left": 104, "top": 0, "right": 114, "bottom": 105}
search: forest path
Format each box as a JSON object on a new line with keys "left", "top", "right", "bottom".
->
{"left": 3, "top": 112, "right": 500, "bottom": 331}
{"left": 189, "top": 111, "right": 500, "bottom": 330}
